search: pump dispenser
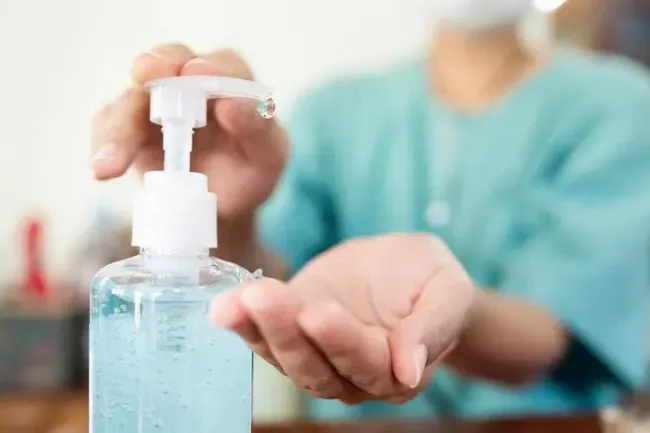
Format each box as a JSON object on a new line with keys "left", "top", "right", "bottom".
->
{"left": 89, "top": 76, "right": 272, "bottom": 433}
{"left": 133, "top": 76, "right": 273, "bottom": 251}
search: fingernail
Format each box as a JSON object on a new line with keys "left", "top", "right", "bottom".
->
{"left": 146, "top": 50, "right": 166, "bottom": 59}
{"left": 184, "top": 58, "right": 211, "bottom": 67}
{"left": 91, "top": 143, "right": 117, "bottom": 165}
{"left": 182, "top": 58, "right": 222, "bottom": 75}
{"left": 410, "top": 344, "right": 428, "bottom": 388}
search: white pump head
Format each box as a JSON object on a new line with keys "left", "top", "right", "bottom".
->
{"left": 131, "top": 75, "right": 274, "bottom": 251}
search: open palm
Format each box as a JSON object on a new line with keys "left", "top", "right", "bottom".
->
{"left": 210, "top": 233, "right": 476, "bottom": 403}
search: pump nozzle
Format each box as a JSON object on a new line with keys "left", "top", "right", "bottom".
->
{"left": 146, "top": 75, "right": 273, "bottom": 173}
{"left": 132, "top": 76, "right": 274, "bottom": 250}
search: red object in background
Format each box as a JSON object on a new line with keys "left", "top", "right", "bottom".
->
{"left": 21, "top": 219, "right": 49, "bottom": 299}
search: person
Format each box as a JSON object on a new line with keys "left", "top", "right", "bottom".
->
{"left": 593, "top": 0, "right": 650, "bottom": 66}
{"left": 91, "top": 0, "right": 650, "bottom": 420}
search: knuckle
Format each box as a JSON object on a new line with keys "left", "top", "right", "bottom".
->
{"left": 301, "top": 376, "right": 340, "bottom": 399}
{"left": 347, "top": 371, "right": 397, "bottom": 398}
{"left": 349, "top": 374, "right": 380, "bottom": 392}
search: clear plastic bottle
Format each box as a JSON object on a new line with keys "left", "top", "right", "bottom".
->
{"left": 89, "top": 75, "right": 274, "bottom": 433}
{"left": 89, "top": 250, "right": 256, "bottom": 433}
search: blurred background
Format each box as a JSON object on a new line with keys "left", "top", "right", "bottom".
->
{"left": 0, "top": 0, "right": 648, "bottom": 430}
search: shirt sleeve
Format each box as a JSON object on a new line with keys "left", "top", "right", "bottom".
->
{"left": 257, "top": 91, "right": 339, "bottom": 275}
{"left": 501, "top": 97, "right": 650, "bottom": 391}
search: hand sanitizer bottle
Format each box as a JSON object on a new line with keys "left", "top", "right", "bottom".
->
{"left": 89, "top": 76, "right": 274, "bottom": 433}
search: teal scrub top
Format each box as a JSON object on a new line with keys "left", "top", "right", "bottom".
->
{"left": 258, "top": 49, "right": 650, "bottom": 420}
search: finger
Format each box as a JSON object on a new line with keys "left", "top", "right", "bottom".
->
{"left": 93, "top": 44, "right": 196, "bottom": 180}
{"left": 387, "top": 365, "right": 437, "bottom": 404}
{"left": 215, "top": 99, "right": 288, "bottom": 170}
{"left": 240, "top": 278, "right": 346, "bottom": 399}
{"left": 389, "top": 262, "right": 474, "bottom": 389}
{"left": 91, "top": 87, "right": 152, "bottom": 180}
{"left": 210, "top": 283, "right": 280, "bottom": 371}
{"left": 131, "top": 43, "right": 196, "bottom": 84}
{"left": 199, "top": 49, "right": 254, "bottom": 79}
{"left": 181, "top": 49, "right": 253, "bottom": 79}
{"left": 297, "top": 300, "right": 398, "bottom": 397}
{"left": 181, "top": 50, "right": 286, "bottom": 169}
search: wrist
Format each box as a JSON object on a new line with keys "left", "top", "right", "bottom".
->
{"left": 460, "top": 286, "right": 490, "bottom": 340}
{"left": 443, "top": 285, "right": 489, "bottom": 365}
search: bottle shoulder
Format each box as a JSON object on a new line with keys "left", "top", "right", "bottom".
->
{"left": 92, "top": 254, "right": 258, "bottom": 287}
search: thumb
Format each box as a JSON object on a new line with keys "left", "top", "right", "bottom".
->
{"left": 389, "top": 264, "right": 475, "bottom": 388}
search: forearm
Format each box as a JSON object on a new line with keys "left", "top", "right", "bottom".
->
{"left": 445, "top": 289, "right": 569, "bottom": 386}
{"left": 213, "top": 215, "right": 287, "bottom": 280}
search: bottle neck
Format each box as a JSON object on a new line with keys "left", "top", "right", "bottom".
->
{"left": 140, "top": 247, "right": 210, "bottom": 279}
{"left": 140, "top": 247, "right": 210, "bottom": 260}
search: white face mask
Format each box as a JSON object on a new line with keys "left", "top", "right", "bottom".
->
{"left": 426, "top": 0, "right": 533, "bottom": 30}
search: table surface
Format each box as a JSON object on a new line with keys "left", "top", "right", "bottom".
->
{"left": 0, "top": 392, "right": 604, "bottom": 433}
{"left": 261, "top": 416, "right": 602, "bottom": 433}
